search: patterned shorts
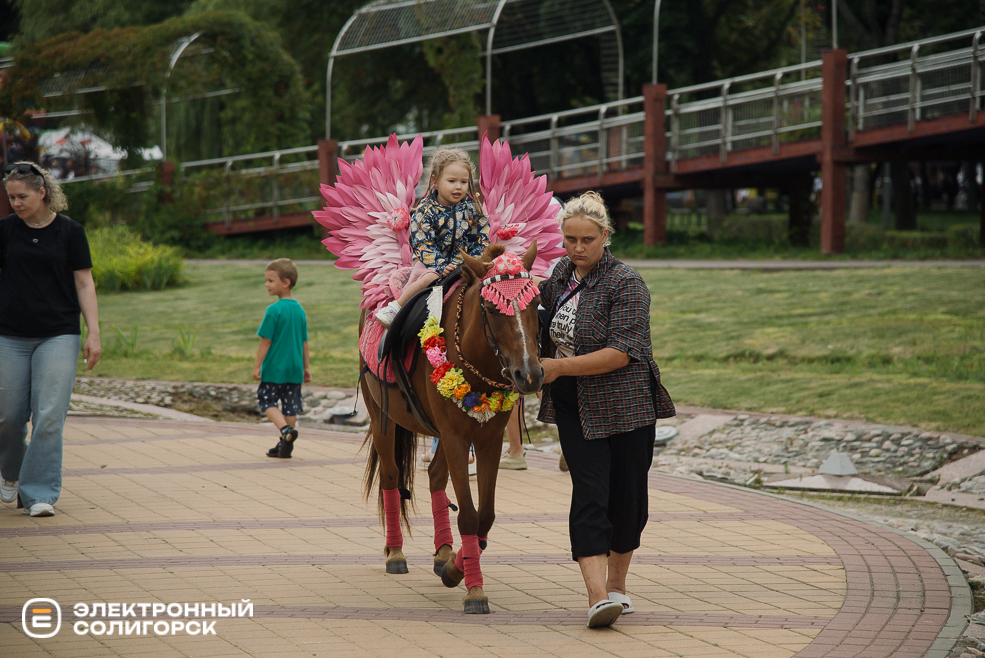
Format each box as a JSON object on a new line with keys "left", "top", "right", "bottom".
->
{"left": 256, "top": 382, "right": 304, "bottom": 416}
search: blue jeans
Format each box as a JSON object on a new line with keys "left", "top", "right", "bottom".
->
{"left": 0, "top": 334, "right": 80, "bottom": 509}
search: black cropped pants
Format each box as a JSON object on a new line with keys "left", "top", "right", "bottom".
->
{"left": 552, "top": 376, "right": 655, "bottom": 561}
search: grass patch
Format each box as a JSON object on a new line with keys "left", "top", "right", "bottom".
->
{"left": 85, "top": 262, "right": 985, "bottom": 435}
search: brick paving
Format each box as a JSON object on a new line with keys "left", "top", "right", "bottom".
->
{"left": 0, "top": 417, "right": 970, "bottom": 657}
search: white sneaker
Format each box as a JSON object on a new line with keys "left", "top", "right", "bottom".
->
{"left": 375, "top": 301, "right": 401, "bottom": 328}
{"left": 24, "top": 503, "right": 54, "bottom": 517}
{"left": 0, "top": 478, "right": 17, "bottom": 504}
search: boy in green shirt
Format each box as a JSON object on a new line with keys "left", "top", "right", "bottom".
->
{"left": 254, "top": 259, "right": 311, "bottom": 458}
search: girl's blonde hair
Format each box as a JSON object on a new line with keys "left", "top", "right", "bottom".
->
{"left": 560, "top": 191, "right": 612, "bottom": 246}
{"left": 422, "top": 147, "right": 483, "bottom": 214}
{"left": 2, "top": 161, "right": 68, "bottom": 212}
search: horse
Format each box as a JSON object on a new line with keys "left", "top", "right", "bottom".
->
{"left": 358, "top": 241, "right": 544, "bottom": 614}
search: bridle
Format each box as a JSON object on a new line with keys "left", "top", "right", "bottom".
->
{"left": 453, "top": 273, "right": 536, "bottom": 392}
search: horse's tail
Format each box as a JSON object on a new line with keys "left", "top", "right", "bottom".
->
{"left": 363, "top": 425, "right": 418, "bottom": 535}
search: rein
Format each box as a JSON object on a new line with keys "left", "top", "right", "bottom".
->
{"left": 453, "top": 283, "right": 516, "bottom": 392}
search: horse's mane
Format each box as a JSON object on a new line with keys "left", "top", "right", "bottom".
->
{"left": 479, "top": 243, "right": 506, "bottom": 263}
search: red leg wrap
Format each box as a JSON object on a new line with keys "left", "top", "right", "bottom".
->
{"left": 459, "top": 534, "right": 483, "bottom": 590}
{"left": 383, "top": 488, "right": 403, "bottom": 548}
{"left": 431, "top": 491, "right": 454, "bottom": 551}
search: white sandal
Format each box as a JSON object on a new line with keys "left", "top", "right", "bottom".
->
{"left": 607, "top": 591, "right": 634, "bottom": 614}
{"left": 586, "top": 599, "right": 622, "bottom": 628}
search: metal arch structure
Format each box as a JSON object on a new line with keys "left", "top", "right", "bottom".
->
{"left": 325, "top": 0, "right": 625, "bottom": 139}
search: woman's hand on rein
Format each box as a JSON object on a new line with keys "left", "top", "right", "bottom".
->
{"left": 541, "top": 358, "right": 564, "bottom": 384}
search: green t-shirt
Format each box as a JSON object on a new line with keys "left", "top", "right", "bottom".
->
{"left": 257, "top": 298, "right": 308, "bottom": 383}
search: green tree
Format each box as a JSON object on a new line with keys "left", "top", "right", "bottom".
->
{"left": 1, "top": 11, "right": 310, "bottom": 161}
{"left": 12, "top": 0, "right": 194, "bottom": 46}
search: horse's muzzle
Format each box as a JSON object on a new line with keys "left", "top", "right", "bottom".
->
{"left": 509, "top": 365, "right": 544, "bottom": 395}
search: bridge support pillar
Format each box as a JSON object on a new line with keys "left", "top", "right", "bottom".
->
{"left": 318, "top": 139, "right": 338, "bottom": 240}
{"left": 980, "top": 160, "right": 985, "bottom": 248}
{"left": 643, "top": 83, "right": 668, "bottom": 247}
{"left": 477, "top": 115, "right": 501, "bottom": 143}
{"left": 820, "top": 49, "right": 848, "bottom": 255}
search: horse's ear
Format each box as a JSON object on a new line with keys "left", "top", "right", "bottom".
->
{"left": 460, "top": 250, "right": 489, "bottom": 283}
{"left": 521, "top": 240, "right": 538, "bottom": 272}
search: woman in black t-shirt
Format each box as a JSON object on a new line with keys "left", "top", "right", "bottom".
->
{"left": 0, "top": 162, "right": 101, "bottom": 517}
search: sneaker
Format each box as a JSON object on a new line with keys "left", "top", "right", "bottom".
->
{"left": 0, "top": 478, "right": 17, "bottom": 504}
{"left": 375, "top": 301, "right": 401, "bottom": 328}
{"left": 24, "top": 503, "right": 54, "bottom": 517}
{"left": 499, "top": 452, "right": 527, "bottom": 470}
{"left": 266, "top": 441, "right": 283, "bottom": 458}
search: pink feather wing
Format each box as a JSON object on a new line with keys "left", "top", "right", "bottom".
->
{"left": 314, "top": 134, "right": 423, "bottom": 309}
{"left": 479, "top": 134, "right": 564, "bottom": 277}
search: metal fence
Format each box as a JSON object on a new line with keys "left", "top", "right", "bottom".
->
{"left": 180, "top": 146, "right": 322, "bottom": 227}
{"left": 669, "top": 62, "right": 823, "bottom": 168}
{"left": 849, "top": 28, "right": 984, "bottom": 139}
{"left": 500, "top": 97, "right": 646, "bottom": 182}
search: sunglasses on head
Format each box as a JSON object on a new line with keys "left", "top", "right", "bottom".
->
{"left": 4, "top": 163, "right": 46, "bottom": 177}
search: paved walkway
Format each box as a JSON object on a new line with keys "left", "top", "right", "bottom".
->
{"left": 0, "top": 418, "right": 970, "bottom": 657}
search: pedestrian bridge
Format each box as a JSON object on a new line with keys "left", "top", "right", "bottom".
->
{"left": 84, "top": 27, "right": 985, "bottom": 254}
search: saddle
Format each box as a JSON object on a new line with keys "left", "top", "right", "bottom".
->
{"left": 367, "top": 269, "right": 463, "bottom": 437}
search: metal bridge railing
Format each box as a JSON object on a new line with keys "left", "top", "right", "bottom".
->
{"left": 668, "top": 61, "right": 824, "bottom": 169}
{"left": 50, "top": 26, "right": 982, "bottom": 227}
{"left": 500, "top": 97, "right": 646, "bottom": 183}
{"left": 180, "top": 145, "right": 321, "bottom": 228}
{"left": 849, "top": 27, "right": 985, "bottom": 139}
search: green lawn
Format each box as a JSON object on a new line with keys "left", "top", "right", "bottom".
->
{"left": 85, "top": 263, "right": 985, "bottom": 436}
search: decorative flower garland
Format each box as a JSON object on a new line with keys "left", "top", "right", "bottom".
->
{"left": 419, "top": 316, "right": 519, "bottom": 423}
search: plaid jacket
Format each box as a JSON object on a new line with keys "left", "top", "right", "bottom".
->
{"left": 537, "top": 249, "right": 675, "bottom": 439}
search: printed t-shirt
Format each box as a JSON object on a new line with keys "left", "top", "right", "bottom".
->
{"left": 0, "top": 213, "right": 93, "bottom": 338}
{"left": 548, "top": 273, "right": 582, "bottom": 358}
{"left": 257, "top": 298, "right": 308, "bottom": 383}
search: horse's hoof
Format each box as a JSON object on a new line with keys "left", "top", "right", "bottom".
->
{"left": 478, "top": 539, "right": 487, "bottom": 551}
{"left": 386, "top": 560, "right": 409, "bottom": 574}
{"left": 440, "top": 560, "right": 464, "bottom": 588}
{"left": 464, "top": 599, "right": 490, "bottom": 614}
{"left": 434, "top": 545, "right": 455, "bottom": 577}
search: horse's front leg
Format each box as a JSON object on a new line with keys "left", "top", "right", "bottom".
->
{"left": 439, "top": 436, "right": 489, "bottom": 614}
{"left": 427, "top": 441, "right": 456, "bottom": 576}
{"left": 473, "top": 437, "right": 501, "bottom": 553}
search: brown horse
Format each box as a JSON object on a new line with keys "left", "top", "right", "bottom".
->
{"left": 359, "top": 242, "right": 543, "bottom": 614}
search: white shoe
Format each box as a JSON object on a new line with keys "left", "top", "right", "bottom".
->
{"left": 24, "top": 503, "right": 54, "bottom": 517}
{"left": 607, "top": 592, "right": 634, "bottom": 614}
{"left": 375, "top": 301, "right": 401, "bottom": 328}
{"left": 0, "top": 478, "right": 17, "bottom": 504}
{"left": 587, "top": 600, "right": 622, "bottom": 628}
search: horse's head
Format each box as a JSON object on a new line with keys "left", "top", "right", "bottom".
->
{"left": 461, "top": 242, "right": 544, "bottom": 396}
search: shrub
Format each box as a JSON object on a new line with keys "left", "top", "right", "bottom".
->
{"left": 884, "top": 231, "right": 949, "bottom": 249}
{"left": 711, "top": 215, "right": 789, "bottom": 245}
{"left": 88, "top": 225, "right": 184, "bottom": 291}
{"left": 946, "top": 224, "right": 982, "bottom": 250}
{"left": 845, "top": 224, "right": 885, "bottom": 251}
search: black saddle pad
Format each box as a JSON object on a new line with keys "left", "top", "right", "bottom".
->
{"left": 380, "top": 268, "right": 463, "bottom": 360}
